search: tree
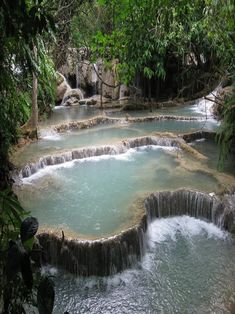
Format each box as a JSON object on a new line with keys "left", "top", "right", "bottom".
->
{"left": 0, "top": 0, "right": 55, "bottom": 186}
{"left": 72, "top": 0, "right": 220, "bottom": 98}
{"left": 204, "top": 0, "right": 235, "bottom": 165}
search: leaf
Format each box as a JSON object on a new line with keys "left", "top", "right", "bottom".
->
{"left": 23, "top": 236, "right": 35, "bottom": 251}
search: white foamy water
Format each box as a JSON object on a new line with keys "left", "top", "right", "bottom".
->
{"left": 147, "top": 216, "right": 228, "bottom": 248}
{"left": 21, "top": 145, "right": 178, "bottom": 183}
{"left": 49, "top": 217, "right": 235, "bottom": 314}
{"left": 39, "top": 129, "right": 61, "bottom": 141}
{"left": 190, "top": 88, "right": 219, "bottom": 119}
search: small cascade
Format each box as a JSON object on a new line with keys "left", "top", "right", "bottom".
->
{"left": 38, "top": 215, "right": 147, "bottom": 277}
{"left": 62, "top": 88, "right": 84, "bottom": 106}
{"left": 37, "top": 189, "right": 235, "bottom": 276}
{"left": 144, "top": 190, "right": 235, "bottom": 232}
{"left": 76, "top": 64, "right": 80, "bottom": 89}
{"left": 58, "top": 73, "right": 72, "bottom": 105}
{"left": 181, "top": 130, "right": 216, "bottom": 143}
{"left": 91, "top": 63, "right": 98, "bottom": 95}
{"left": 19, "top": 136, "right": 179, "bottom": 179}
{"left": 193, "top": 87, "right": 219, "bottom": 118}
{"left": 39, "top": 129, "right": 61, "bottom": 141}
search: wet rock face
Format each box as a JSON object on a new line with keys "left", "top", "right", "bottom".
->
{"left": 60, "top": 57, "right": 130, "bottom": 101}
{"left": 222, "top": 193, "right": 235, "bottom": 233}
{"left": 56, "top": 73, "right": 71, "bottom": 103}
{"left": 182, "top": 130, "right": 216, "bottom": 143}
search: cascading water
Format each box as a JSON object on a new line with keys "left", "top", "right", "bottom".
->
{"left": 192, "top": 87, "right": 219, "bottom": 118}
{"left": 49, "top": 216, "right": 235, "bottom": 313}
{"left": 76, "top": 63, "right": 80, "bottom": 89}
{"left": 13, "top": 115, "right": 219, "bottom": 168}
{"left": 11, "top": 83, "right": 235, "bottom": 311}
{"left": 32, "top": 189, "right": 235, "bottom": 277}
{"left": 18, "top": 136, "right": 180, "bottom": 178}
{"left": 92, "top": 63, "right": 98, "bottom": 95}
{"left": 15, "top": 132, "right": 234, "bottom": 277}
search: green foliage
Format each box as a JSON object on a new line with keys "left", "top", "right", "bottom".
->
{"left": 71, "top": 0, "right": 235, "bottom": 163}
{"left": 204, "top": 0, "right": 235, "bottom": 164}
{"left": 37, "top": 40, "right": 57, "bottom": 117}
{"left": 217, "top": 84, "right": 235, "bottom": 168}
{"left": 0, "top": 0, "right": 55, "bottom": 186}
{"left": 0, "top": 189, "right": 55, "bottom": 313}
{"left": 72, "top": 0, "right": 219, "bottom": 85}
{"left": 0, "top": 189, "right": 28, "bottom": 249}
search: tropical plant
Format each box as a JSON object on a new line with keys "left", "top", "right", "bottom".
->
{"left": 0, "top": 0, "right": 55, "bottom": 187}
{"left": 0, "top": 189, "right": 55, "bottom": 314}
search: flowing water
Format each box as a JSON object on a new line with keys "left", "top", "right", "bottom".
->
{"left": 44, "top": 216, "right": 235, "bottom": 314}
{"left": 14, "top": 119, "right": 218, "bottom": 167}
{"left": 16, "top": 147, "right": 219, "bottom": 237}
{"left": 41, "top": 94, "right": 216, "bottom": 127}
{"left": 40, "top": 105, "right": 102, "bottom": 127}
{"left": 13, "top": 89, "right": 235, "bottom": 311}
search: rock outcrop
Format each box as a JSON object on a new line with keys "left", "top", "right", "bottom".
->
{"left": 56, "top": 72, "right": 71, "bottom": 104}
{"left": 63, "top": 88, "right": 84, "bottom": 106}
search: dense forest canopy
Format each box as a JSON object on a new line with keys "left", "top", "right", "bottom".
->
{"left": 0, "top": 0, "right": 235, "bottom": 312}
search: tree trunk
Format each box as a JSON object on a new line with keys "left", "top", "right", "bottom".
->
{"left": 100, "top": 82, "right": 103, "bottom": 110}
{"left": 21, "top": 45, "right": 38, "bottom": 139}
{"left": 148, "top": 79, "right": 152, "bottom": 112}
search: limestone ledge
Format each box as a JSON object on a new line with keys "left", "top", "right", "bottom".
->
{"left": 51, "top": 114, "right": 203, "bottom": 133}
{"left": 38, "top": 189, "right": 235, "bottom": 277}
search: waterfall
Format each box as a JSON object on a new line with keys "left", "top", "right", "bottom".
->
{"left": 38, "top": 215, "right": 148, "bottom": 277}
{"left": 37, "top": 189, "right": 235, "bottom": 277}
{"left": 76, "top": 64, "right": 80, "bottom": 89}
{"left": 193, "top": 87, "right": 220, "bottom": 118}
{"left": 59, "top": 73, "right": 72, "bottom": 106}
{"left": 144, "top": 190, "right": 235, "bottom": 232}
{"left": 62, "top": 88, "right": 84, "bottom": 106}
{"left": 18, "top": 136, "right": 179, "bottom": 179}
{"left": 92, "top": 63, "right": 98, "bottom": 95}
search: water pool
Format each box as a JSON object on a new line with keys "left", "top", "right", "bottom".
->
{"left": 16, "top": 147, "right": 219, "bottom": 237}
{"left": 40, "top": 96, "right": 215, "bottom": 127}
{"left": 13, "top": 118, "right": 218, "bottom": 167}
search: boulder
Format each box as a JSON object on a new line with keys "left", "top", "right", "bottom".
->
{"left": 56, "top": 72, "right": 71, "bottom": 103}
{"left": 63, "top": 88, "right": 84, "bottom": 106}
{"left": 64, "top": 97, "right": 80, "bottom": 106}
{"left": 78, "top": 95, "right": 111, "bottom": 107}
